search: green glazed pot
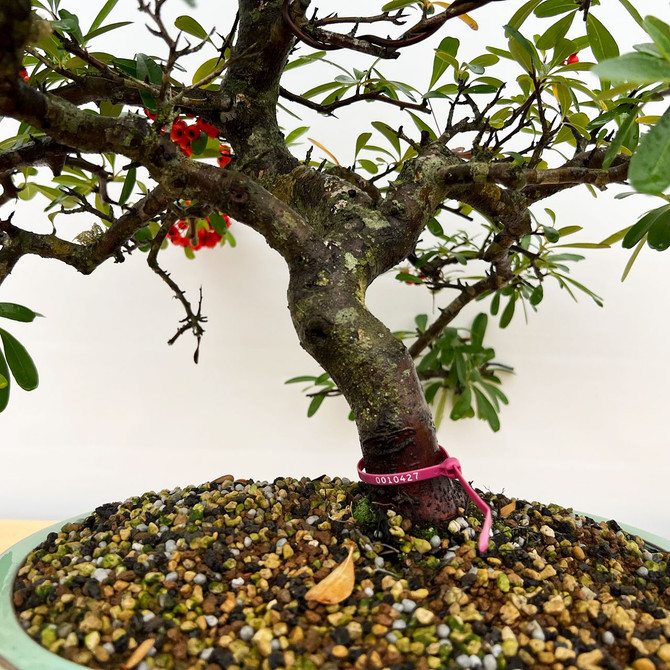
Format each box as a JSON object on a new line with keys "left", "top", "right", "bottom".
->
{"left": 1, "top": 513, "right": 668, "bottom": 669}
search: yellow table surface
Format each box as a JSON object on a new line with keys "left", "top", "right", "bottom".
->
{"left": 0, "top": 520, "right": 58, "bottom": 554}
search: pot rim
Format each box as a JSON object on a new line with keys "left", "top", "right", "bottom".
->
{"left": 0, "top": 511, "right": 668, "bottom": 669}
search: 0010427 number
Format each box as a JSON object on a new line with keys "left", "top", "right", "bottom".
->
{"left": 374, "top": 472, "right": 420, "bottom": 484}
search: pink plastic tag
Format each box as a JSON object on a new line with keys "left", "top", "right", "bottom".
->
{"left": 357, "top": 445, "right": 492, "bottom": 553}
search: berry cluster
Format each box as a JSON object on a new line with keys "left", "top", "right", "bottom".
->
{"left": 142, "top": 109, "right": 234, "bottom": 252}
{"left": 167, "top": 214, "right": 231, "bottom": 250}
{"left": 19, "top": 67, "right": 29, "bottom": 81}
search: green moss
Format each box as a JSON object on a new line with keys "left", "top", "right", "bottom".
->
{"left": 352, "top": 497, "right": 378, "bottom": 526}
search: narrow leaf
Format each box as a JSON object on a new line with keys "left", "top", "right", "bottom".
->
{"left": 0, "top": 303, "right": 42, "bottom": 322}
{"left": 174, "top": 15, "right": 208, "bottom": 40}
{"left": 119, "top": 167, "right": 136, "bottom": 206}
{"left": 87, "top": 0, "right": 119, "bottom": 35}
{"left": 0, "top": 329, "right": 39, "bottom": 391}
{"left": 0, "top": 350, "right": 9, "bottom": 412}
{"left": 586, "top": 14, "right": 619, "bottom": 62}
{"left": 307, "top": 394, "right": 325, "bottom": 417}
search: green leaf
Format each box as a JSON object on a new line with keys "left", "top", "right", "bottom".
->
{"left": 85, "top": 21, "right": 131, "bottom": 42}
{"left": 192, "top": 57, "right": 222, "bottom": 84}
{"left": 534, "top": 0, "right": 578, "bottom": 18}
{"left": 136, "top": 53, "right": 162, "bottom": 85}
{"left": 284, "top": 51, "right": 326, "bottom": 71}
{"left": 490, "top": 291, "right": 501, "bottom": 316}
{"left": 602, "top": 109, "right": 638, "bottom": 169}
{"left": 470, "top": 313, "right": 488, "bottom": 349}
{"left": 0, "top": 349, "right": 9, "bottom": 412}
{"left": 647, "top": 209, "right": 670, "bottom": 250}
{"left": 629, "top": 107, "right": 670, "bottom": 193}
{"left": 119, "top": 167, "right": 136, "bottom": 206}
{"left": 536, "top": 12, "right": 575, "bottom": 52}
{"left": 415, "top": 314, "right": 428, "bottom": 332}
{"left": 284, "top": 125, "right": 309, "bottom": 146}
{"left": 509, "top": 0, "right": 542, "bottom": 28}
{"left": 544, "top": 226, "right": 560, "bottom": 243}
{"left": 371, "top": 121, "right": 401, "bottom": 155}
{"left": 0, "top": 303, "right": 42, "bottom": 322}
{"left": 0, "top": 329, "right": 39, "bottom": 391}
{"left": 430, "top": 36, "right": 460, "bottom": 89}
{"left": 593, "top": 53, "right": 670, "bottom": 83}
{"left": 621, "top": 237, "right": 646, "bottom": 280}
{"left": 586, "top": 14, "right": 620, "bottom": 62}
{"left": 175, "top": 15, "right": 209, "bottom": 39}
{"left": 530, "top": 284, "right": 544, "bottom": 306}
{"left": 208, "top": 211, "right": 228, "bottom": 235}
{"left": 473, "top": 386, "right": 500, "bottom": 432}
{"left": 505, "top": 24, "right": 541, "bottom": 73}
{"left": 645, "top": 16, "right": 670, "bottom": 60}
{"left": 87, "top": 0, "right": 119, "bottom": 35}
{"left": 307, "top": 394, "right": 325, "bottom": 417}
{"left": 615, "top": 0, "right": 646, "bottom": 30}
{"left": 285, "top": 375, "right": 317, "bottom": 384}
{"left": 355, "top": 132, "right": 372, "bottom": 159}
{"left": 450, "top": 387, "right": 473, "bottom": 421}
{"left": 499, "top": 295, "right": 516, "bottom": 329}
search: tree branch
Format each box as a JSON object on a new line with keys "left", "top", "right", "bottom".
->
{"left": 279, "top": 86, "right": 430, "bottom": 115}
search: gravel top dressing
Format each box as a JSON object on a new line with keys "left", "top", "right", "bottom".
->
{"left": 11, "top": 475, "right": 670, "bottom": 670}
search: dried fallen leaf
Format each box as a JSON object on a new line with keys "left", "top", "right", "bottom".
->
{"left": 304, "top": 542, "right": 355, "bottom": 605}
{"left": 121, "top": 638, "right": 155, "bottom": 670}
{"left": 500, "top": 500, "right": 517, "bottom": 519}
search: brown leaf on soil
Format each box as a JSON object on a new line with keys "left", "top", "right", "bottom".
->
{"left": 121, "top": 638, "right": 155, "bottom": 670}
{"left": 500, "top": 500, "right": 517, "bottom": 518}
{"left": 304, "top": 542, "right": 355, "bottom": 605}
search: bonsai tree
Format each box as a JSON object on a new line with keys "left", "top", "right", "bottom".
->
{"left": 1, "top": 0, "right": 669, "bottom": 530}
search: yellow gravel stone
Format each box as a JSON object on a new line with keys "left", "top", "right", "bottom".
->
{"left": 576, "top": 648, "right": 603, "bottom": 669}
{"left": 414, "top": 607, "right": 435, "bottom": 625}
{"left": 543, "top": 595, "right": 565, "bottom": 615}
{"left": 371, "top": 623, "right": 388, "bottom": 636}
{"left": 500, "top": 601, "right": 520, "bottom": 624}
{"left": 573, "top": 545, "right": 585, "bottom": 560}
{"left": 631, "top": 659, "right": 656, "bottom": 670}
{"left": 331, "top": 645, "right": 348, "bottom": 658}
{"left": 658, "top": 643, "right": 670, "bottom": 663}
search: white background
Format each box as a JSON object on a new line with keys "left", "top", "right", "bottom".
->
{"left": 1, "top": 0, "right": 669, "bottom": 542}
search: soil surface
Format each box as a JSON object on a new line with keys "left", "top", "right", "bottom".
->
{"left": 11, "top": 476, "right": 670, "bottom": 670}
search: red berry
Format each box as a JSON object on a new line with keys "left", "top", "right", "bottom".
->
{"left": 19, "top": 67, "right": 29, "bottom": 82}
{"left": 144, "top": 108, "right": 157, "bottom": 120}
{"left": 566, "top": 53, "right": 579, "bottom": 64}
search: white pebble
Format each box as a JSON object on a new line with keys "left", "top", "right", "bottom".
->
{"left": 386, "top": 632, "right": 398, "bottom": 644}
{"left": 131, "top": 543, "right": 143, "bottom": 552}
{"left": 231, "top": 577, "right": 244, "bottom": 589}
{"left": 430, "top": 535, "right": 441, "bottom": 548}
{"left": 276, "top": 538, "right": 287, "bottom": 548}
{"left": 247, "top": 508, "right": 257, "bottom": 517}
{"left": 374, "top": 556, "right": 384, "bottom": 568}
{"left": 142, "top": 612, "right": 156, "bottom": 622}
{"left": 271, "top": 639, "right": 280, "bottom": 650}
{"left": 200, "top": 647, "right": 214, "bottom": 660}
{"left": 392, "top": 603, "right": 404, "bottom": 612}
{"left": 363, "top": 587, "right": 374, "bottom": 598}
{"left": 243, "top": 537, "right": 252, "bottom": 548}
{"left": 239, "top": 625, "right": 254, "bottom": 641}
{"left": 164, "top": 571, "right": 178, "bottom": 582}
{"left": 531, "top": 627, "right": 545, "bottom": 641}
{"left": 204, "top": 615, "right": 218, "bottom": 627}
{"left": 491, "top": 643, "right": 503, "bottom": 657}
{"left": 103, "top": 642, "right": 115, "bottom": 654}
{"left": 602, "top": 631, "right": 615, "bottom": 645}
{"left": 636, "top": 566, "right": 649, "bottom": 577}
{"left": 306, "top": 515, "right": 320, "bottom": 525}
{"left": 193, "top": 574, "right": 207, "bottom": 585}
{"left": 455, "top": 654, "right": 473, "bottom": 668}
{"left": 436, "top": 624, "right": 450, "bottom": 639}
{"left": 165, "top": 540, "right": 177, "bottom": 553}
{"left": 92, "top": 568, "right": 111, "bottom": 583}
{"left": 401, "top": 598, "right": 416, "bottom": 613}
{"left": 482, "top": 654, "right": 497, "bottom": 670}
{"left": 392, "top": 619, "right": 406, "bottom": 630}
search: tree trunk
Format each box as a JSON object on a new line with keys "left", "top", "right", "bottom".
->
{"left": 287, "top": 255, "right": 468, "bottom": 524}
